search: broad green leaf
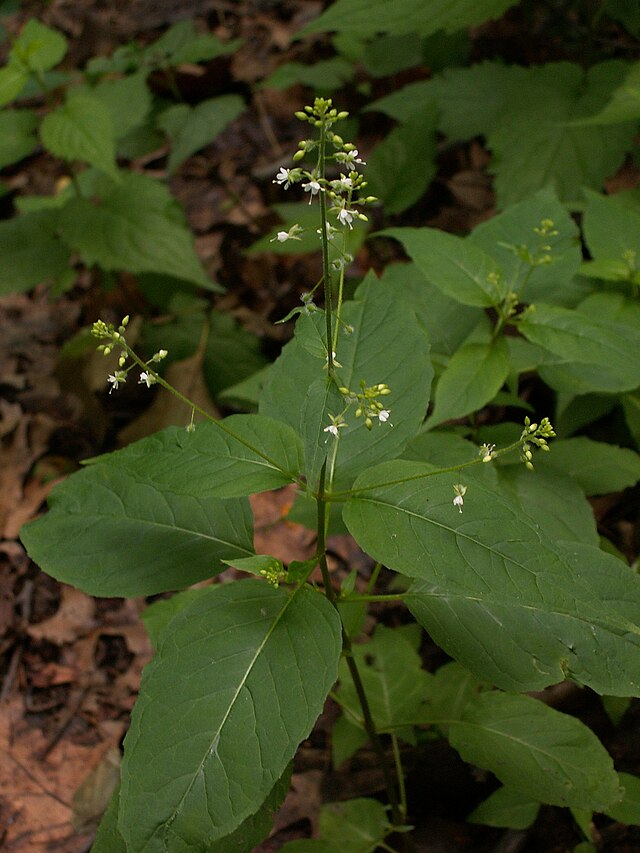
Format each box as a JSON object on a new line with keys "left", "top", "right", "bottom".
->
{"left": 85, "top": 72, "right": 152, "bottom": 139}
{"left": 576, "top": 62, "right": 640, "bottom": 124}
{"left": 487, "top": 61, "right": 635, "bottom": 206}
{"left": 343, "top": 462, "right": 640, "bottom": 695}
{"left": 449, "top": 693, "right": 622, "bottom": 811}
{"left": 606, "top": 772, "right": 640, "bottom": 824}
{"left": 40, "top": 93, "right": 119, "bottom": 180}
{"left": 142, "top": 588, "right": 205, "bottom": 649}
{"left": 0, "top": 108, "right": 37, "bottom": 168}
{"left": 424, "top": 662, "right": 486, "bottom": 725}
{"left": 299, "top": 0, "right": 518, "bottom": 37}
{"left": 497, "top": 465, "right": 599, "bottom": 547}
{"left": 21, "top": 452, "right": 254, "bottom": 597}
{"left": 158, "top": 95, "right": 245, "bottom": 174}
{"left": 536, "top": 437, "right": 640, "bottom": 496}
{"left": 468, "top": 786, "right": 540, "bottom": 829}
{"left": 469, "top": 189, "right": 585, "bottom": 306}
{"left": 380, "top": 227, "right": 505, "bottom": 308}
{"left": 0, "top": 62, "right": 29, "bottom": 107}
{"left": 258, "top": 57, "right": 354, "bottom": 91}
{"left": 623, "top": 392, "right": 640, "bottom": 449}
{"left": 143, "top": 19, "right": 239, "bottom": 66}
{"left": 336, "top": 625, "right": 429, "bottom": 735}
{"left": 378, "top": 262, "right": 482, "bottom": 356}
{"left": 427, "top": 337, "right": 510, "bottom": 428}
{"left": 366, "top": 105, "right": 437, "bottom": 214}
{"left": 90, "top": 416, "right": 303, "bottom": 497}
{"left": 318, "top": 799, "right": 390, "bottom": 853}
{"left": 118, "top": 580, "right": 342, "bottom": 851}
{"left": 0, "top": 211, "right": 70, "bottom": 295}
{"left": 260, "top": 272, "right": 432, "bottom": 490}
{"left": 582, "top": 190, "right": 640, "bottom": 269}
{"left": 57, "top": 171, "right": 215, "bottom": 289}
{"left": 518, "top": 302, "right": 640, "bottom": 392}
{"left": 12, "top": 19, "right": 67, "bottom": 73}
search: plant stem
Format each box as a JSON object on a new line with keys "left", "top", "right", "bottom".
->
{"left": 316, "top": 461, "right": 403, "bottom": 829}
{"left": 318, "top": 115, "right": 334, "bottom": 377}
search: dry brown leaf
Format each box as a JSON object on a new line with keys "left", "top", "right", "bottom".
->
{"left": 27, "top": 586, "right": 96, "bottom": 645}
{"left": 71, "top": 745, "right": 120, "bottom": 834}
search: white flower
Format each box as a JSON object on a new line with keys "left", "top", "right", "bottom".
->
{"left": 332, "top": 174, "right": 353, "bottom": 192}
{"left": 270, "top": 224, "right": 303, "bottom": 243}
{"left": 452, "top": 483, "right": 467, "bottom": 513}
{"left": 303, "top": 180, "right": 321, "bottom": 202}
{"left": 480, "top": 443, "right": 496, "bottom": 463}
{"left": 273, "top": 167, "right": 293, "bottom": 189}
{"left": 378, "top": 409, "right": 391, "bottom": 424}
{"left": 337, "top": 207, "right": 354, "bottom": 228}
{"left": 336, "top": 149, "right": 366, "bottom": 170}
{"left": 107, "top": 371, "right": 126, "bottom": 393}
{"left": 275, "top": 231, "right": 289, "bottom": 242}
{"left": 139, "top": 371, "right": 157, "bottom": 388}
{"left": 324, "top": 424, "right": 339, "bottom": 437}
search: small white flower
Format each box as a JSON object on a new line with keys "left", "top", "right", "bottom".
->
{"left": 480, "top": 443, "right": 496, "bottom": 463}
{"left": 332, "top": 174, "right": 353, "bottom": 192}
{"left": 275, "top": 231, "right": 289, "bottom": 242}
{"left": 107, "top": 371, "right": 126, "bottom": 393}
{"left": 273, "top": 167, "right": 293, "bottom": 189}
{"left": 324, "top": 424, "right": 339, "bottom": 437}
{"left": 337, "top": 207, "right": 354, "bottom": 228}
{"left": 139, "top": 371, "right": 157, "bottom": 388}
{"left": 303, "top": 180, "right": 322, "bottom": 202}
{"left": 336, "top": 149, "right": 366, "bottom": 170}
{"left": 378, "top": 409, "right": 391, "bottom": 424}
{"left": 452, "top": 483, "right": 467, "bottom": 513}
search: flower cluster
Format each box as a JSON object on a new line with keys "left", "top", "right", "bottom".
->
{"left": 270, "top": 97, "right": 376, "bottom": 243}
{"left": 520, "top": 416, "right": 555, "bottom": 470}
{"left": 91, "top": 316, "right": 167, "bottom": 394}
{"left": 338, "top": 381, "right": 392, "bottom": 430}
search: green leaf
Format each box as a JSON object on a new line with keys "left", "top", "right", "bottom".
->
{"left": 605, "top": 772, "right": 640, "bottom": 824}
{"left": 378, "top": 262, "right": 482, "bottom": 356}
{"left": 0, "top": 62, "right": 29, "bottom": 107}
{"left": 331, "top": 715, "right": 368, "bottom": 768}
{"left": 20, "top": 445, "right": 255, "bottom": 596}
{"left": 260, "top": 272, "right": 432, "bottom": 490}
{"left": 158, "top": 95, "right": 245, "bottom": 174}
{"left": 40, "top": 93, "right": 119, "bottom": 180}
{"left": 92, "top": 785, "right": 127, "bottom": 853}
{"left": 0, "top": 108, "right": 38, "bottom": 168}
{"left": 0, "top": 211, "right": 70, "bottom": 295}
{"left": 57, "top": 171, "right": 216, "bottom": 289}
{"left": 336, "top": 625, "right": 429, "bottom": 735}
{"left": 86, "top": 72, "right": 152, "bottom": 139}
{"left": 497, "top": 465, "right": 599, "bottom": 547}
{"left": 299, "top": 0, "right": 518, "bottom": 37}
{"left": 582, "top": 190, "right": 640, "bottom": 270}
{"left": 318, "top": 799, "right": 390, "bottom": 853}
{"left": 380, "top": 227, "right": 505, "bottom": 308}
{"left": 518, "top": 302, "right": 640, "bottom": 393}
{"left": 468, "top": 786, "right": 540, "bottom": 829}
{"left": 93, "top": 416, "right": 303, "bottom": 497}
{"left": 118, "top": 580, "right": 342, "bottom": 850}
{"left": 259, "top": 57, "right": 354, "bottom": 91}
{"left": 366, "top": 105, "right": 437, "bottom": 214}
{"left": 427, "top": 337, "right": 510, "bottom": 427}
{"left": 535, "top": 437, "right": 640, "bottom": 495}
{"left": 144, "top": 19, "right": 239, "bottom": 66}
{"left": 487, "top": 61, "right": 636, "bottom": 206}
{"left": 11, "top": 19, "right": 67, "bottom": 73}
{"left": 142, "top": 588, "right": 205, "bottom": 650}
{"left": 576, "top": 62, "right": 640, "bottom": 125}
{"left": 449, "top": 693, "right": 622, "bottom": 812}
{"left": 469, "top": 188, "right": 584, "bottom": 306}
{"left": 343, "top": 462, "right": 640, "bottom": 695}
{"left": 424, "top": 662, "right": 486, "bottom": 725}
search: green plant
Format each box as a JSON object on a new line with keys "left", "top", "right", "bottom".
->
{"left": 20, "top": 92, "right": 640, "bottom": 852}
{"left": 0, "top": 18, "right": 244, "bottom": 297}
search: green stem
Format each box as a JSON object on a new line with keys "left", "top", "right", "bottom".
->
{"left": 318, "top": 117, "right": 334, "bottom": 377}
{"left": 391, "top": 734, "right": 407, "bottom": 820}
{"left": 316, "top": 461, "right": 403, "bottom": 828}
{"left": 338, "top": 593, "right": 406, "bottom": 604}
